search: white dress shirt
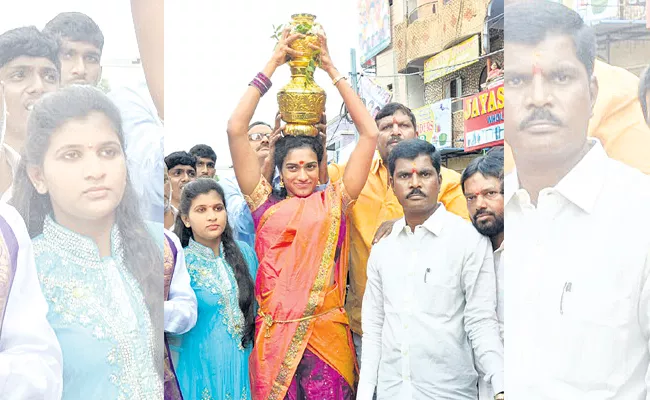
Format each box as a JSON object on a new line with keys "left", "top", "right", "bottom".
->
{"left": 479, "top": 242, "right": 505, "bottom": 400}
{"left": 505, "top": 139, "right": 650, "bottom": 399}
{"left": 359, "top": 204, "right": 504, "bottom": 400}
{"left": 0, "top": 203, "right": 63, "bottom": 399}
{"left": 163, "top": 230, "right": 197, "bottom": 335}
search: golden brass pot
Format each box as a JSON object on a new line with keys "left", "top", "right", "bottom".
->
{"left": 277, "top": 13, "right": 326, "bottom": 137}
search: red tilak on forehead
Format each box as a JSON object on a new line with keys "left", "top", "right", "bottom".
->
{"left": 298, "top": 161, "right": 305, "bottom": 165}
{"left": 411, "top": 168, "right": 418, "bottom": 174}
{"left": 532, "top": 51, "right": 543, "bottom": 76}
{"left": 392, "top": 116, "right": 398, "bottom": 125}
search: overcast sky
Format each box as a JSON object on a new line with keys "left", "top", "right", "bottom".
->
{"left": 0, "top": 1, "right": 143, "bottom": 88}
{"left": 165, "top": 0, "right": 362, "bottom": 168}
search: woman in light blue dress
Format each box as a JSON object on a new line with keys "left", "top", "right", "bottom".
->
{"left": 10, "top": 86, "right": 163, "bottom": 399}
{"left": 173, "top": 178, "right": 257, "bottom": 400}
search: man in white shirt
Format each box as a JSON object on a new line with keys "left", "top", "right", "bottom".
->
{"left": 505, "top": 2, "right": 650, "bottom": 399}
{"left": 359, "top": 139, "right": 504, "bottom": 400}
{"left": 0, "top": 27, "right": 60, "bottom": 200}
{"left": 461, "top": 146, "right": 505, "bottom": 400}
{"left": 0, "top": 202, "right": 62, "bottom": 399}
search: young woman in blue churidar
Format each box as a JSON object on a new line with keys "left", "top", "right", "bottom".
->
{"left": 173, "top": 178, "right": 257, "bottom": 400}
{"left": 10, "top": 85, "right": 163, "bottom": 399}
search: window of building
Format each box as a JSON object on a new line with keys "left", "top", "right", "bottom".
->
{"left": 444, "top": 77, "right": 463, "bottom": 112}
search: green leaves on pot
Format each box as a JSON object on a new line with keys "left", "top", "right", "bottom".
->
{"left": 271, "top": 24, "right": 284, "bottom": 41}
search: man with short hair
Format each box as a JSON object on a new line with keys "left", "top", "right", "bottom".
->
{"left": 165, "top": 151, "right": 197, "bottom": 210}
{"left": 461, "top": 146, "right": 504, "bottom": 400}
{"left": 358, "top": 139, "right": 503, "bottom": 400}
{"left": 189, "top": 144, "right": 217, "bottom": 179}
{"left": 218, "top": 119, "right": 280, "bottom": 248}
{"left": 640, "top": 66, "right": 649, "bottom": 125}
{"left": 505, "top": 2, "right": 650, "bottom": 398}
{"left": 247, "top": 121, "right": 272, "bottom": 167}
{"left": 0, "top": 26, "right": 59, "bottom": 200}
{"left": 0, "top": 202, "right": 63, "bottom": 398}
{"left": 327, "top": 102, "right": 470, "bottom": 362}
{"left": 43, "top": 12, "right": 103, "bottom": 87}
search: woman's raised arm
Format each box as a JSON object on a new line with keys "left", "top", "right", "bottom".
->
{"left": 226, "top": 29, "right": 304, "bottom": 196}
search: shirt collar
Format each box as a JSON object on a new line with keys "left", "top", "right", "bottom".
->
{"left": 371, "top": 154, "right": 384, "bottom": 175}
{"left": 3, "top": 144, "right": 19, "bottom": 175}
{"left": 394, "top": 203, "right": 447, "bottom": 237}
{"left": 505, "top": 139, "right": 608, "bottom": 214}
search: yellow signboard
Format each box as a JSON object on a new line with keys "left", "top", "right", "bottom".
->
{"left": 424, "top": 35, "right": 480, "bottom": 83}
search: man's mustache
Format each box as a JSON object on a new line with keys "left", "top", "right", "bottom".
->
{"left": 473, "top": 210, "right": 495, "bottom": 220}
{"left": 407, "top": 188, "right": 426, "bottom": 198}
{"left": 519, "top": 108, "right": 562, "bottom": 130}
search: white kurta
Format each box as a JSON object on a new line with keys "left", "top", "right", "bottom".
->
{"left": 506, "top": 139, "right": 650, "bottom": 399}
{"left": 358, "top": 204, "right": 504, "bottom": 400}
{"left": 0, "top": 203, "right": 63, "bottom": 399}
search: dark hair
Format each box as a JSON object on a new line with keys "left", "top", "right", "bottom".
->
{"left": 388, "top": 139, "right": 441, "bottom": 177}
{"left": 189, "top": 144, "right": 217, "bottom": 163}
{"left": 505, "top": 1, "right": 596, "bottom": 77}
{"left": 43, "top": 12, "right": 104, "bottom": 52}
{"left": 639, "top": 66, "right": 650, "bottom": 124}
{"left": 272, "top": 135, "right": 324, "bottom": 198}
{"left": 9, "top": 85, "right": 162, "bottom": 377}
{"left": 173, "top": 178, "right": 255, "bottom": 348}
{"left": 0, "top": 26, "right": 60, "bottom": 72}
{"left": 248, "top": 121, "right": 272, "bottom": 131}
{"left": 461, "top": 146, "right": 505, "bottom": 193}
{"left": 165, "top": 151, "right": 197, "bottom": 170}
{"left": 375, "top": 102, "right": 417, "bottom": 128}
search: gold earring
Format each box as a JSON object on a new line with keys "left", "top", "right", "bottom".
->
{"left": 279, "top": 178, "right": 284, "bottom": 188}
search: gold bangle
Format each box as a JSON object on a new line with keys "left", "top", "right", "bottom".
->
{"left": 332, "top": 75, "right": 347, "bottom": 86}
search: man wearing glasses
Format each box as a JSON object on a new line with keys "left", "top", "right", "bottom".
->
{"left": 218, "top": 121, "right": 277, "bottom": 249}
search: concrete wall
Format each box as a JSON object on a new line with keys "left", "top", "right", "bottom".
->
{"left": 394, "top": 0, "right": 491, "bottom": 71}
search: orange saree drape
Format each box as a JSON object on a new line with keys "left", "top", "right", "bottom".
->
{"left": 248, "top": 181, "right": 356, "bottom": 400}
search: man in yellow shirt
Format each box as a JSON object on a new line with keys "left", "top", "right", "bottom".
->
{"left": 328, "top": 102, "right": 469, "bottom": 361}
{"left": 505, "top": 60, "right": 650, "bottom": 174}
